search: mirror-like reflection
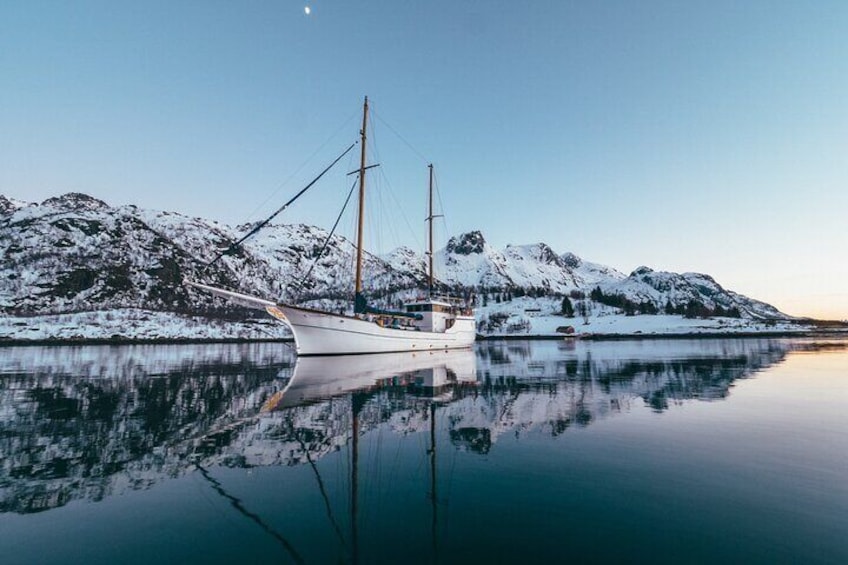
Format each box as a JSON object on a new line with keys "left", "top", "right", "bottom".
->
{"left": 1, "top": 338, "right": 846, "bottom": 564}
{"left": 0, "top": 339, "right": 788, "bottom": 514}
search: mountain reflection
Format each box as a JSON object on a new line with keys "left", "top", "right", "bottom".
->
{"left": 0, "top": 338, "right": 790, "bottom": 514}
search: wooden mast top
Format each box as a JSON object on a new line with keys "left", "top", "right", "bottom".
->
{"left": 354, "top": 96, "right": 368, "bottom": 305}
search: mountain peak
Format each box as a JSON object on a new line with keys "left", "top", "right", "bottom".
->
{"left": 446, "top": 230, "right": 486, "bottom": 255}
{"left": 630, "top": 266, "right": 654, "bottom": 277}
{"left": 41, "top": 192, "right": 109, "bottom": 212}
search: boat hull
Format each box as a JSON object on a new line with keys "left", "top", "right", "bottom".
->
{"left": 269, "top": 304, "right": 476, "bottom": 356}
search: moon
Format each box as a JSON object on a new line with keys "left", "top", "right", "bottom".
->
{"left": 304, "top": 6, "right": 311, "bottom": 15}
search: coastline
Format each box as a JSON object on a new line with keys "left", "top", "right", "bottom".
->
{"left": 480, "top": 329, "right": 846, "bottom": 341}
{"left": 3, "top": 328, "right": 846, "bottom": 347}
{"left": 2, "top": 307, "right": 844, "bottom": 347}
{"left": 0, "top": 336, "right": 295, "bottom": 347}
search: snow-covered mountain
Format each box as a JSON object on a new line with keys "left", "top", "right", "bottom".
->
{"left": 389, "top": 230, "right": 784, "bottom": 319}
{"left": 0, "top": 192, "right": 787, "bottom": 324}
{"left": 0, "top": 193, "right": 417, "bottom": 317}
{"left": 409, "top": 230, "right": 626, "bottom": 292}
{"left": 605, "top": 266, "right": 784, "bottom": 319}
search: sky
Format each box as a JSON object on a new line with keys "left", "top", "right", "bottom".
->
{"left": 1, "top": 1, "right": 847, "bottom": 320}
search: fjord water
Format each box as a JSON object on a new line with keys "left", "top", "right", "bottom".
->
{"left": 1, "top": 339, "right": 846, "bottom": 564}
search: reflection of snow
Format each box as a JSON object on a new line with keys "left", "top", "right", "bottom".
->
{"left": 0, "top": 309, "right": 291, "bottom": 341}
{"left": 0, "top": 342, "right": 292, "bottom": 379}
{"left": 0, "top": 339, "right": 791, "bottom": 514}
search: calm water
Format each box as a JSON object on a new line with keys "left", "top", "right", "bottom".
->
{"left": 1, "top": 338, "right": 846, "bottom": 564}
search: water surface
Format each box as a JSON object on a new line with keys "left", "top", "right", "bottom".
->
{"left": 1, "top": 338, "right": 846, "bottom": 564}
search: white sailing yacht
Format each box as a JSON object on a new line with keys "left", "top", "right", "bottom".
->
{"left": 188, "top": 97, "right": 476, "bottom": 356}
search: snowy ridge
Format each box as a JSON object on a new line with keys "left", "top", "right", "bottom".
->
{"left": 602, "top": 267, "right": 785, "bottom": 319}
{"left": 0, "top": 192, "right": 799, "bottom": 340}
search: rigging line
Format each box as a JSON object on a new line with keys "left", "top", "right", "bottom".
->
{"left": 384, "top": 165, "right": 421, "bottom": 255}
{"left": 372, "top": 107, "right": 430, "bottom": 164}
{"left": 373, "top": 176, "right": 396, "bottom": 277}
{"left": 289, "top": 177, "right": 359, "bottom": 299}
{"left": 365, "top": 423, "right": 384, "bottom": 527}
{"left": 195, "top": 464, "right": 306, "bottom": 565}
{"left": 369, "top": 126, "right": 425, "bottom": 254}
{"left": 433, "top": 169, "right": 451, "bottom": 246}
{"left": 205, "top": 140, "right": 358, "bottom": 269}
{"left": 242, "top": 108, "right": 360, "bottom": 223}
{"left": 364, "top": 110, "right": 385, "bottom": 265}
{"left": 293, "top": 430, "right": 348, "bottom": 549}
{"left": 372, "top": 109, "right": 427, "bottom": 252}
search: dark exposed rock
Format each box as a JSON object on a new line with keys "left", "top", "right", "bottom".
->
{"left": 53, "top": 268, "right": 98, "bottom": 298}
{"left": 446, "top": 230, "right": 486, "bottom": 255}
{"left": 0, "top": 195, "right": 17, "bottom": 216}
{"left": 41, "top": 193, "right": 109, "bottom": 212}
{"left": 561, "top": 252, "right": 581, "bottom": 269}
{"left": 533, "top": 243, "right": 563, "bottom": 266}
{"left": 630, "top": 266, "right": 654, "bottom": 277}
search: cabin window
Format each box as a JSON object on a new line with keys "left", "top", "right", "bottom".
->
{"left": 405, "top": 303, "right": 453, "bottom": 313}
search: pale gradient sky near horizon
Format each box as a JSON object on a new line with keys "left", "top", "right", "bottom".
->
{"left": 1, "top": 1, "right": 846, "bottom": 319}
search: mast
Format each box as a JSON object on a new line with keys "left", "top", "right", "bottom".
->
{"left": 354, "top": 96, "right": 369, "bottom": 313}
{"left": 428, "top": 164, "right": 434, "bottom": 296}
{"left": 350, "top": 393, "right": 366, "bottom": 565}
{"left": 428, "top": 401, "right": 438, "bottom": 562}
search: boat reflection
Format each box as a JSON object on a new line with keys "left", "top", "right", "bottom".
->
{"left": 0, "top": 338, "right": 800, "bottom": 517}
{"left": 264, "top": 349, "right": 478, "bottom": 412}
{"left": 250, "top": 349, "right": 479, "bottom": 564}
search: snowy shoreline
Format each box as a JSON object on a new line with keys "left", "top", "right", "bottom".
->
{"left": 1, "top": 307, "right": 837, "bottom": 346}
{"left": 0, "top": 336, "right": 293, "bottom": 346}
{"left": 1, "top": 331, "right": 834, "bottom": 347}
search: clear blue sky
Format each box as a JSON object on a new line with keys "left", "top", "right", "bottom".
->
{"left": 2, "top": 1, "right": 847, "bottom": 319}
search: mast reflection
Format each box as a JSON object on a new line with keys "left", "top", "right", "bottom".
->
{"left": 1, "top": 339, "right": 795, "bottom": 517}
{"left": 261, "top": 349, "right": 477, "bottom": 565}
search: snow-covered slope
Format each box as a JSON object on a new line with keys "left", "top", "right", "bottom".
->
{"left": 1, "top": 192, "right": 796, "bottom": 340}
{"left": 411, "top": 231, "right": 624, "bottom": 292}
{"left": 2, "top": 193, "right": 215, "bottom": 314}
{"left": 0, "top": 193, "right": 416, "bottom": 318}
{"left": 601, "top": 267, "right": 785, "bottom": 319}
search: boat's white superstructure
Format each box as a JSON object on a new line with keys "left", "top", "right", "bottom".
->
{"left": 188, "top": 96, "right": 475, "bottom": 356}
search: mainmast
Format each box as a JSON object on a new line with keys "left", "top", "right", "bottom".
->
{"left": 426, "top": 164, "right": 442, "bottom": 297}
{"left": 354, "top": 96, "right": 368, "bottom": 313}
{"left": 428, "top": 164, "right": 434, "bottom": 295}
